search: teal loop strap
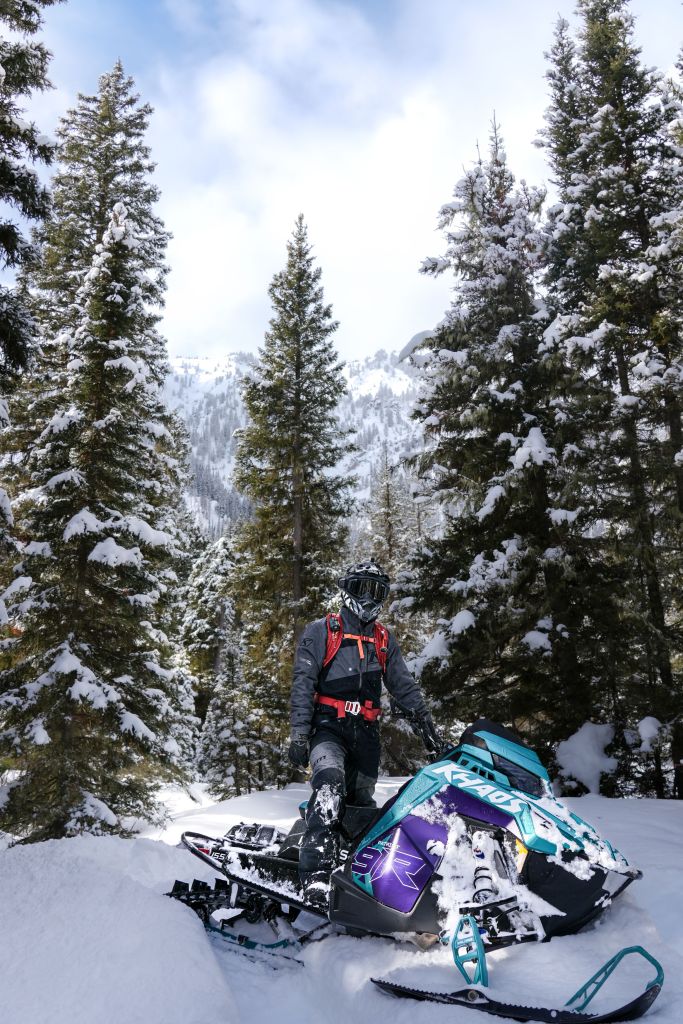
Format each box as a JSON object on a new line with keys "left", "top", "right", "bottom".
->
{"left": 565, "top": 945, "right": 665, "bottom": 1012}
{"left": 448, "top": 915, "right": 489, "bottom": 988}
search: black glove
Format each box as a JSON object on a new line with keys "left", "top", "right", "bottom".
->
{"left": 288, "top": 737, "right": 309, "bottom": 768}
{"left": 411, "top": 709, "right": 443, "bottom": 755}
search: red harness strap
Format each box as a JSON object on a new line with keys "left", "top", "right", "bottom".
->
{"left": 323, "top": 613, "right": 389, "bottom": 672}
{"left": 314, "top": 694, "right": 382, "bottom": 721}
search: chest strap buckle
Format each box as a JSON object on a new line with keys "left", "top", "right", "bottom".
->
{"left": 345, "top": 701, "right": 361, "bottom": 716}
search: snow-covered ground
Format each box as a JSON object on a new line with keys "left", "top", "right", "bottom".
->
{"left": 3, "top": 783, "right": 682, "bottom": 1024}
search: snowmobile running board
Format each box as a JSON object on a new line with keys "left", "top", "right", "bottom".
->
{"left": 180, "top": 830, "right": 318, "bottom": 916}
{"left": 373, "top": 945, "right": 664, "bottom": 1023}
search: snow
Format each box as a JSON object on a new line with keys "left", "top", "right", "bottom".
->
{"left": 45, "top": 468, "right": 85, "bottom": 490}
{"left": 63, "top": 508, "right": 107, "bottom": 540}
{"left": 119, "top": 710, "right": 157, "bottom": 742}
{"left": 521, "top": 629, "right": 552, "bottom": 652}
{"left": 398, "top": 330, "right": 435, "bottom": 361}
{"left": 124, "top": 515, "right": 174, "bottom": 548}
{"left": 511, "top": 427, "right": 555, "bottom": 469}
{"left": 476, "top": 483, "right": 505, "bottom": 521}
{"left": 1, "top": 574, "right": 32, "bottom": 600}
{"left": 637, "top": 716, "right": 662, "bottom": 753}
{"left": 0, "top": 836, "right": 237, "bottom": 1023}
{"left": 88, "top": 537, "right": 143, "bottom": 567}
{"left": 1, "top": 782, "right": 682, "bottom": 1022}
{"left": 547, "top": 507, "right": 580, "bottom": 525}
{"left": 28, "top": 718, "right": 51, "bottom": 745}
{"left": 451, "top": 609, "right": 476, "bottom": 635}
{"left": 556, "top": 723, "right": 618, "bottom": 794}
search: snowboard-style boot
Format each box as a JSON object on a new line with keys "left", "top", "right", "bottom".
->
{"left": 302, "top": 872, "right": 331, "bottom": 916}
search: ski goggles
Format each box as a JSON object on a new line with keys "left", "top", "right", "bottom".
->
{"left": 340, "top": 575, "right": 390, "bottom": 602}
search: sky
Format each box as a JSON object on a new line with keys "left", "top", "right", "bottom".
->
{"left": 26, "top": 0, "right": 683, "bottom": 361}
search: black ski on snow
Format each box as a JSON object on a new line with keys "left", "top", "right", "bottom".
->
{"left": 371, "top": 977, "right": 662, "bottom": 1023}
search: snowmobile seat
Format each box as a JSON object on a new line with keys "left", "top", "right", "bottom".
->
{"left": 279, "top": 803, "right": 384, "bottom": 861}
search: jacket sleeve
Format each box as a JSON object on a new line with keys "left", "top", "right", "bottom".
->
{"left": 290, "top": 618, "right": 327, "bottom": 738}
{"left": 383, "top": 630, "right": 428, "bottom": 716}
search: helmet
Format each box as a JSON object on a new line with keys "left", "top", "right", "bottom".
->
{"left": 338, "top": 559, "right": 390, "bottom": 623}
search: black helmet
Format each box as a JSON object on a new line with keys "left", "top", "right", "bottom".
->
{"left": 338, "top": 559, "right": 390, "bottom": 623}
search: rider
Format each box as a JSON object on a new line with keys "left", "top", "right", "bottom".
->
{"left": 288, "top": 558, "right": 441, "bottom": 910}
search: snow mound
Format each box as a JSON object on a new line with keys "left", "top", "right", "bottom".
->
{"left": 0, "top": 835, "right": 236, "bottom": 1024}
{"left": 556, "top": 722, "right": 618, "bottom": 793}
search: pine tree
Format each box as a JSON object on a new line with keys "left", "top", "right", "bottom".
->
{"left": 0, "top": 204, "right": 194, "bottom": 841}
{"left": 0, "top": 0, "right": 57, "bottom": 377}
{"left": 181, "top": 535, "right": 232, "bottom": 723}
{"left": 28, "top": 60, "right": 168, "bottom": 333}
{"left": 539, "top": 1, "right": 683, "bottom": 792}
{"left": 3, "top": 61, "right": 171, "bottom": 576}
{"left": 0, "top": 1, "right": 58, "bottom": 560}
{"left": 406, "top": 124, "right": 596, "bottom": 754}
{"left": 232, "top": 215, "right": 352, "bottom": 786}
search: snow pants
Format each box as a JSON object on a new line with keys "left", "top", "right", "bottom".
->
{"left": 299, "top": 715, "right": 381, "bottom": 885}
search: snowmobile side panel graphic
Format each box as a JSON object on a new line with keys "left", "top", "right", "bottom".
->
{"left": 351, "top": 813, "right": 447, "bottom": 912}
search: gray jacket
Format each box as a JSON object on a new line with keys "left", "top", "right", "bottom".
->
{"left": 290, "top": 606, "right": 428, "bottom": 738}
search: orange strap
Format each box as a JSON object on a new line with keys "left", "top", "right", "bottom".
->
{"left": 342, "top": 632, "right": 375, "bottom": 659}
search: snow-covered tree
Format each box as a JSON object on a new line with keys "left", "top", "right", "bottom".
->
{"left": 0, "top": 0, "right": 58, "bottom": 561}
{"left": 539, "top": 1, "right": 683, "bottom": 792}
{"left": 181, "top": 535, "right": 232, "bottom": 723}
{"left": 0, "top": 204, "right": 194, "bottom": 841}
{"left": 232, "top": 215, "right": 353, "bottom": 785}
{"left": 27, "top": 60, "right": 168, "bottom": 333}
{"left": 406, "top": 125, "right": 595, "bottom": 752}
{"left": 4, "top": 61, "right": 172, "bottom": 576}
{"left": 0, "top": 0, "right": 56, "bottom": 377}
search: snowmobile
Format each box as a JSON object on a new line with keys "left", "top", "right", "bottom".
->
{"left": 169, "top": 719, "right": 664, "bottom": 1021}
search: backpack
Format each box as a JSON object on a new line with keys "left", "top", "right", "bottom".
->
{"left": 322, "top": 612, "right": 389, "bottom": 674}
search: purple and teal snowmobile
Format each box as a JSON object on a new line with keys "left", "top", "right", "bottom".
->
{"left": 169, "top": 719, "right": 663, "bottom": 1022}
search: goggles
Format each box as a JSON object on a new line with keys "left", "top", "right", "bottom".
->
{"left": 340, "top": 575, "right": 390, "bottom": 603}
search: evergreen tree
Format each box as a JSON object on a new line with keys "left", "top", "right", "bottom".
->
{"left": 3, "top": 61, "right": 171, "bottom": 571}
{"left": 27, "top": 60, "right": 168, "bottom": 333}
{"left": 180, "top": 535, "right": 260, "bottom": 797}
{"left": 539, "top": 0, "right": 683, "bottom": 792}
{"left": 406, "top": 125, "right": 594, "bottom": 754}
{"left": 0, "top": 0, "right": 56, "bottom": 378}
{"left": 0, "top": 203, "right": 194, "bottom": 840}
{"left": 232, "top": 215, "right": 352, "bottom": 786}
{"left": 0, "top": 0, "right": 58, "bottom": 558}
{"left": 363, "top": 443, "right": 418, "bottom": 578}
{"left": 181, "top": 535, "right": 232, "bottom": 723}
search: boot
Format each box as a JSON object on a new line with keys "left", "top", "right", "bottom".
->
{"left": 302, "top": 871, "right": 330, "bottom": 915}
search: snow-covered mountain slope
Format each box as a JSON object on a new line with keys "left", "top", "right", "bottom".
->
{"left": 6, "top": 785, "right": 682, "bottom": 1024}
{"left": 165, "top": 349, "right": 423, "bottom": 537}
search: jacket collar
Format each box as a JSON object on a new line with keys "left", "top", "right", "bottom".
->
{"left": 340, "top": 605, "right": 375, "bottom": 633}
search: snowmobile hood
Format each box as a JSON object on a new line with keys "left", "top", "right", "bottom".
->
{"left": 355, "top": 755, "right": 633, "bottom": 889}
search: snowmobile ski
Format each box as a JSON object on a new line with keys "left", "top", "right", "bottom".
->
{"left": 373, "top": 945, "right": 664, "bottom": 1022}
{"left": 371, "top": 979, "right": 661, "bottom": 1023}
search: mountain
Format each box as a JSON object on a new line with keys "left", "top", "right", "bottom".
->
{"left": 165, "top": 348, "right": 424, "bottom": 538}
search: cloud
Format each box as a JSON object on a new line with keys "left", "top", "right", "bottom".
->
{"left": 150, "top": 0, "right": 555, "bottom": 360}
{"left": 26, "top": 0, "right": 683, "bottom": 361}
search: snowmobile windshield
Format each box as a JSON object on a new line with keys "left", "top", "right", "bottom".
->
{"left": 492, "top": 754, "right": 545, "bottom": 797}
{"left": 343, "top": 577, "right": 390, "bottom": 602}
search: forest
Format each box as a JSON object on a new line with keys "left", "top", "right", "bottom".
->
{"left": 1, "top": 0, "right": 682, "bottom": 846}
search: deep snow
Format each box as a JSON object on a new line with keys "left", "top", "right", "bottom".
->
{"left": 2, "top": 782, "right": 682, "bottom": 1024}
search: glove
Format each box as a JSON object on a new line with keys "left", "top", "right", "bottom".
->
{"left": 288, "top": 736, "right": 309, "bottom": 768}
{"left": 411, "top": 709, "right": 443, "bottom": 755}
